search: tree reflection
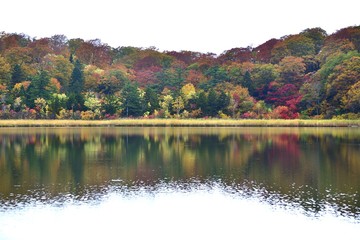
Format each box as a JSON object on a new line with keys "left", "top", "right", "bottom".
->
{"left": 0, "top": 127, "right": 359, "bottom": 215}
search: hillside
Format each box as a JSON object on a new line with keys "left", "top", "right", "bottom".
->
{"left": 0, "top": 26, "right": 359, "bottom": 119}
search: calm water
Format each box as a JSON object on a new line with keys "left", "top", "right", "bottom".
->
{"left": 0, "top": 127, "right": 359, "bottom": 239}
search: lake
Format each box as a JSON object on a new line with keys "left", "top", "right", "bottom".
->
{"left": 0, "top": 127, "right": 359, "bottom": 239}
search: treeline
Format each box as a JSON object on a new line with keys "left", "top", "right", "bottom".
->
{"left": 0, "top": 26, "right": 359, "bottom": 120}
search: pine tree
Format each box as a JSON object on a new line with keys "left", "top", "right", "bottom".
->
{"left": 207, "top": 88, "right": 218, "bottom": 116}
{"left": 122, "top": 81, "right": 143, "bottom": 117}
{"left": 242, "top": 71, "right": 254, "bottom": 95}
{"left": 217, "top": 90, "right": 230, "bottom": 115}
{"left": 26, "top": 70, "right": 50, "bottom": 108}
{"left": 67, "top": 60, "right": 84, "bottom": 111}
{"left": 144, "top": 87, "right": 159, "bottom": 114}
{"left": 196, "top": 91, "right": 207, "bottom": 116}
{"left": 10, "top": 64, "right": 24, "bottom": 89}
{"left": 68, "top": 60, "right": 84, "bottom": 95}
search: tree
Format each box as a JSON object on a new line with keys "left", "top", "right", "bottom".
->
{"left": 242, "top": 71, "right": 254, "bottom": 95}
{"left": 207, "top": 88, "right": 218, "bottom": 117}
{"left": 75, "top": 39, "right": 111, "bottom": 67}
{"left": 342, "top": 81, "right": 360, "bottom": 112}
{"left": 285, "top": 35, "right": 315, "bottom": 57}
{"left": 144, "top": 87, "right": 160, "bottom": 114}
{"left": 229, "top": 85, "right": 254, "bottom": 118}
{"left": 69, "top": 60, "right": 84, "bottom": 94}
{"left": 49, "top": 34, "right": 68, "bottom": 55}
{"left": 301, "top": 27, "right": 327, "bottom": 53}
{"left": 300, "top": 75, "right": 322, "bottom": 116}
{"left": 9, "top": 64, "right": 24, "bottom": 89}
{"left": 159, "top": 92, "right": 173, "bottom": 118}
{"left": 172, "top": 96, "right": 185, "bottom": 116}
{"left": 253, "top": 38, "right": 280, "bottom": 63}
{"left": 28, "top": 38, "right": 52, "bottom": 63}
{"left": 205, "top": 65, "right": 229, "bottom": 88}
{"left": 42, "top": 54, "right": 73, "bottom": 91}
{"left": 251, "top": 64, "right": 279, "bottom": 99}
{"left": 325, "top": 56, "right": 360, "bottom": 113}
{"left": 67, "top": 59, "right": 85, "bottom": 111}
{"left": 217, "top": 90, "right": 230, "bottom": 115}
{"left": 121, "top": 81, "right": 143, "bottom": 117}
{"left": 196, "top": 91, "right": 207, "bottom": 116}
{"left": 269, "top": 105, "right": 299, "bottom": 119}
{"left": 0, "top": 56, "right": 11, "bottom": 85}
{"left": 48, "top": 93, "right": 68, "bottom": 118}
{"left": 102, "top": 95, "right": 121, "bottom": 115}
{"left": 277, "top": 56, "right": 306, "bottom": 87}
{"left": 27, "top": 70, "right": 51, "bottom": 108}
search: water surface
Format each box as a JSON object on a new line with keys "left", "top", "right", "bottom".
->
{"left": 0, "top": 127, "right": 359, "bottom": 239}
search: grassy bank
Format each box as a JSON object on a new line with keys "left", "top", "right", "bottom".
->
{"left": 0, "top": 119, "right": 359, "bottom": 127}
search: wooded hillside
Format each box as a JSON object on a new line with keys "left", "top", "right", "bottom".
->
{"left": 0, "top": 26, "right": 359, "bottom": 119}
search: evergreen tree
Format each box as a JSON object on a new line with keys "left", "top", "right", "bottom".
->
{"left": 69, "top": 53, "right": 74, "bottom": 63}
{"left": 68, "top": 60, "right": 84, "bottom": 94}
{"left": 217, "top": 90, "right": 230, "bottom": 115}
{"left": 9, "top": 64, "right": 24, "bottom": 89}
{"left": 26, "top": 70, "right": 50, "bottom": 108}
{"left": 67, "top": 93, "right": 84, "bottom": 111}
{"left": 144, "top": 86, "right": 160, "bottom": 114}
{"left": 122, "top": 81, "right": 143, "bottom": 117}
{"left": 196, "top": 91, "right": 207, "bottom": 116}
{"left": 242, "top": 71, "right": 254, "bottom": 95}
{"left": 207, "top": 88, "right": 218, "bottom": 116}
{"left": 67, "top": 60, "right": 84, "bottom": 111}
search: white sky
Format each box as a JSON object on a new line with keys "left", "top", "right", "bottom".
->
{"left": 1, "top": 0, "right": 359, "bottom": 54}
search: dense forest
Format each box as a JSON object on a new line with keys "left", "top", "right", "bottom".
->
{"left": 0, "top": 26, "right": 359, "bottom": 120}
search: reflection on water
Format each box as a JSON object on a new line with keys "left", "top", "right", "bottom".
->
{"left": 0, "top": 127, "right": 359, "bottom": 238}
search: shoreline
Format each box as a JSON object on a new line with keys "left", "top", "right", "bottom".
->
{"left": 0, "top": 119, "right": 359, "bottom": 127}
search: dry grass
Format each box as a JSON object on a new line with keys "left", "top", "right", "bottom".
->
{"left": 0, "top": 119, "right": 359, "bottom": 127}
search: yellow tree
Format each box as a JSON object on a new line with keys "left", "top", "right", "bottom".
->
{"left": 326, "top": 56, "right": 360, "bottom": 108}
{"left": 172, "top": 96, "right": 185, "bottom": 117}
{"left": 342, "top": 81, "right": 360, "bottom": 112}
{"left": 83, "top": 65, "right": 104, "bottom": 92}
{"left": 0, "top": 55, "right": 11, "bottom": 85}
{"left": 43, "top": 54, "right": 73, "bottom": 90}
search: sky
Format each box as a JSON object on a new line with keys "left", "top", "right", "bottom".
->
{"left": 0, "top": 0, "right": 359, "bottom": 54}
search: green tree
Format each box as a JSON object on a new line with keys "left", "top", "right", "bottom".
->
{"left": 251, "top": 64, "right": 279, "bottom": 99}
{"left": 217, "top": 90, "right": 230, "bottom": 114}
{"left": 196, "top": 91, "right": 207, "bottom": 116}
{"left": 144, "top": 87, "right": 160, "bottom": 114}
{"left": 207, "top": 88, "right": 218, "bottom": 117}
{"left": 342, "top": 81, "right": 360, "bottom": 112}
{"left": 67, "top": 60, "right": 84, "bottom": 111}
{"left": 242, "top": 71, "right": 254, "bottom": 95}
{"left": 102, "top": 95, "right": 121, "bottom": 115}
{"left": 48, "top": 93, "right": 68, "bottom": 118}
{"left": 26, "top": 70, "right": 50, "bottom": 108}
{"left": 325, "top": 56, "right": 360, "bottom": 114}
{"left": 68, "top": 60, "right": 84, "bottom": 94}
{"left": 301, "top": 27, "right": 327, "bottom": 53}
{"left": 122, "top": 81, "right": 143, "bottom": 117}
{"left": 277, "top": 56, "right": 306, "bottom": 87}
{"left": 9, "top": 64, "right": 24, "bottom": 89}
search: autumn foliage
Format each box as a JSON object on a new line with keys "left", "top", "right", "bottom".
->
{"left": 0, "top": 26, "right": 359, "bottom": 119}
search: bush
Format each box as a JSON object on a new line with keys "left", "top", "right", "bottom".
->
{"left": 333, "top": 113, "right": 360, "bottom": 120}
{"left": 81, "top": 110, "right": 96, "bottom": 120}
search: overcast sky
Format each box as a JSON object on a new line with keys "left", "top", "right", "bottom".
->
{"left": 1, "top": 0, "right": 359, "bottom": 54}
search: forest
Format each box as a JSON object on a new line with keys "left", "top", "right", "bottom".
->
{"left": 0, "top": 26, "right": 359, "bottom": 120}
